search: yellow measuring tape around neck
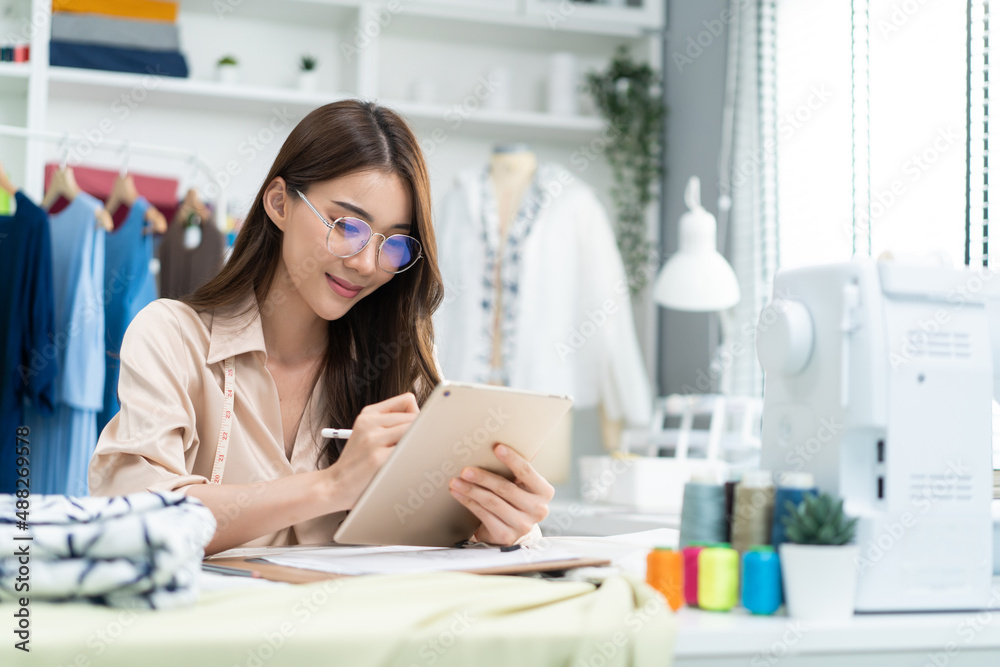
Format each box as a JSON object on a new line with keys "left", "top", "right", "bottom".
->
{"left": 209, "top": 357, "right": 235, "bottom": 484}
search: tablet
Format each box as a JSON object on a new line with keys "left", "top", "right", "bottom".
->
{"left": 333, "top": 381, "right": 573, "bottom": 547}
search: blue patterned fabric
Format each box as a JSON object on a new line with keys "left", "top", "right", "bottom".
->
{"left": 0, "top": 491, "right": 215, "bottom": 609}
{"left": 476, "top": 168, "right": 545, "bottom": 386}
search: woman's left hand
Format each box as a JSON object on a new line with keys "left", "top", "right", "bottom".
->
{"left": 448, "top": 443, "right": 554, "bottom": 546}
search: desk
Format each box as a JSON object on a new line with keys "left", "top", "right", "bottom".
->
{"left": 673, "top": 584, "right": 1000, "bottom": 666}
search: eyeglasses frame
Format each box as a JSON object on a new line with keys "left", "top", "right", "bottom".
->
{"left": 293, "top": 188, "right": 423, "bottom": 274}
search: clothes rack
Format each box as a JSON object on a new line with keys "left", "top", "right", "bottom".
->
{"left": 0, "top": 123, "right": 226, "bottom": 230}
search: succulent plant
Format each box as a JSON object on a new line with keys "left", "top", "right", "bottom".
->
{"left": 781, "top": 492, "right": 858, "bottom": 546}
{"left": 300, "top": 55, "right": 317, "bottom": 71}
{"left": 217, "top": 55, "right": 238, "bottom": 66}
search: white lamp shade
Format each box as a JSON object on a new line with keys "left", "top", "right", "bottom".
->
{"left": 653, "top": 176, "right": 741, "bottom": 312}
{"left": 653, "top": 249, "right": 741, "bottom": 311}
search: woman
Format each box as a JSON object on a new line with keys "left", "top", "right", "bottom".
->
{"left": 89, "top": 101, "right": 553, "bottom": 555}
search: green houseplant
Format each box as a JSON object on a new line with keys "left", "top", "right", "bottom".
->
{"left": 216, "top": 55, "right": 239, "bottom": 85}
{"left": 584, "top": 46, "right": 666, "bottom": 295}
{"left": 779, "top": 492, "right": 860, "bottom": 620}
{"left": 298, "top": 54, "right": 319, "bottom": 92}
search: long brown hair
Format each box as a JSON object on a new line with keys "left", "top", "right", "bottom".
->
{"left": 182, "top": 100, "right": 443, "bottom": 465}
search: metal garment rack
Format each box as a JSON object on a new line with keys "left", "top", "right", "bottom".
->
{"left": 0, "top": 123, "right": 227, "bottom": 230}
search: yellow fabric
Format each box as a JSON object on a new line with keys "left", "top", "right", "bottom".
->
{"left": 52, "top": 0, "right": 178, "bottom": 22}
{"left": 9, "top": 573, "right": 675, "bottom": 667}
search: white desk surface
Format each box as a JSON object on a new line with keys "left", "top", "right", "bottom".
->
{"left": 541, "top": 523, "right": 1000, "bottom": 666}
{"left": 673, "top": 583, "right": 1000, "bottom": 666}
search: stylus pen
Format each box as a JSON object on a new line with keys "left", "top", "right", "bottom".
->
{"left": 321, "top": 428, "right": 353, "bottom": 440}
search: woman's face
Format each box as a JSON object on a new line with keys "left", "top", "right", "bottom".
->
{"left": 275, "top": 170, "right": 413, "bottom": 321}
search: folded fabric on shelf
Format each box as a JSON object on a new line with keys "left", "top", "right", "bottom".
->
{"left": 50, "top": 40, "right": 189, "bottom": 78}
{"left": 0, "top": 491, "right": 216, "bottom": 609}
{"left": 51, "top": 12, "right": 182, "bottom": 51}
{"left": 52, "top": 0, "right": 178, "bottom": 22}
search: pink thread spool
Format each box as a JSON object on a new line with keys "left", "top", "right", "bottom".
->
{"left": 682, "top": 545, "right": 704, "bottom": 606}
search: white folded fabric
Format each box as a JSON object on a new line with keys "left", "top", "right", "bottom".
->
{"left": 0, "top": 491, "right": 216, "bottom": 609}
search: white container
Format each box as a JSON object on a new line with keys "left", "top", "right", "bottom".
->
{"left": 481, "top": 66, "right": 511, "bottom": 112}
{"left": 547, "top": 52, "right": 579, "bottom": 116}
{"left": 217, "top": 64, "right": 239, "bottom": 85}
{"left": 578, "top": 455, "right": 728, "bottom": 513}
{"left": 779, "top": 543, "right": 859, "bottom": 621}
{"left": 298, "top": 70, "right": 318, "bottom": 92}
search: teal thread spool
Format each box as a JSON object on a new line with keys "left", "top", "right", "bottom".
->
{"left": 679, "top": 481, "right": 727, "bottom": 548}
{"left": 697, "top": 546, "right": 739, "bottom": 612}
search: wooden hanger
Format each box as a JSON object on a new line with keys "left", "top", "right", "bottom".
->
{"left": 42, "top": 137, "right": 113, "bottom": 231}
{"left": 106, "top": 170, "right": 168, "bottom": 235}
{"left": 178, "top": 187, "right": 211, "bottom": 224}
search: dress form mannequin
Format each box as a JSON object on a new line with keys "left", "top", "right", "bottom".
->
{"left": 488, "top": 144, "right": 538, "bottom": 382}
{"left": 486, "top": 145, "right": 571, "bottom": 484}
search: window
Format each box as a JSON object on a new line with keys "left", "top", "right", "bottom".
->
{"left": 725, "top": 0, "right": 977, "bottom": 397}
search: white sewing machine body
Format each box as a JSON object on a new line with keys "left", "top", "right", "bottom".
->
{"left": 756, "top": 260, "right": 994, "bottom": 612}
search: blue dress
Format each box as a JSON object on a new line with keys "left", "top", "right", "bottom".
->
{"left": 97, "top": 197, "right": 156, "bottom": 434}
{"left": 24, "top": 192, "right": 107, "bottom": 496}
{"left": 0, "top": 192, "right": 58, "bottom": 494}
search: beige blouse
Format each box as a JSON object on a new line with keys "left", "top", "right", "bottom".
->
{"left": 89, "top": 292, "right": 345, "bottom": 547}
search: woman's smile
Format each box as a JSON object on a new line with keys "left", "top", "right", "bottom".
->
{"left": 326, "top": 272, "right": 363, "bottom": 298}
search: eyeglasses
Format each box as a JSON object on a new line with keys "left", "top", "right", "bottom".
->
{"left": 294, "top": 189, "right": 423, "bottom": 274}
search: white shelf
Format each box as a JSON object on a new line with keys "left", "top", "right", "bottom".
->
{"left": 43, "top": 67, "right": 610, "bottom": 141}
{"left": 387, "top": 99, "right": 606, "bottom": 143}
{"left": 0, "top": 62, "right": 31, "bottom": 95}
{"left": 178, "top": 0, "right": 660, "bottom": 38}
{"left": 47, "top": 67, "right": 350, "bottom": 116}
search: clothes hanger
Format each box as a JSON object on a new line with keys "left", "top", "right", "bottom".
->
{"left": 105, "top": 143, "right": 167, "bottom": 235}
{"left": 42, "top": 134, "right": 113, "bottom": 231}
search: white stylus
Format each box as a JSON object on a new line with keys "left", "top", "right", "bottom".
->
{"left": 321, "top": 428, "right": 353, "bottom": 440}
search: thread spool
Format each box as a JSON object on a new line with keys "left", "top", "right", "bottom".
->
{"left": 742, "top": 546, "right": 783, "bottom": 615}
{"left": 730, "top": 470, "right": 776, "bottom": 553}
{"left": 771, "top": 472, "right": 818, "bottom": 546}
{"left": 723, "top": 480, "right": 737, "bottom": 542}
{"left": 679, "top": 481, "right": 728, "bottom": 547}
{"left": 698, "top": 546, "right": 739, "bottom": 611}
{"left": 682, "top": 545, "right": 703, "bottom": 607}
{"left": 646, "top": 547, "right": 684, "bottom": 611}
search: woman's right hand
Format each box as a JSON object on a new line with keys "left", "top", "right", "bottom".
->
{"left": 328, "top": 392, "right": 419, "bottom": 510}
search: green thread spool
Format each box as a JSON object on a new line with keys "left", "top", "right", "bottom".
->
{"left": 698, "top": 546, "right": 739, "bottom": 611}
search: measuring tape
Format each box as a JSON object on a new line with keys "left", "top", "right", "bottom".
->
{"left": 209, "top": 356, "right": 235, "bottom": 484}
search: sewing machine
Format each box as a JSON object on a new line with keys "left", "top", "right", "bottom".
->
{"left": 756, "top": 260, "right": 996, "bottom": 612}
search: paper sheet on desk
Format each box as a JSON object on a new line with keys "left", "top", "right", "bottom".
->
{"left": 259, "top": 545, "right": 584, "bottom": 575}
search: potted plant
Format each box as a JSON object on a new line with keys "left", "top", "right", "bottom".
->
{"left": 584, "top": 46, "right": 666, "bottom": 295}
{"left": 779, "top": 492, "right": 860, "bottom": 621}
{"left": 216, "top": 55, "right": 239, "bottom": 84}
{"left": 298, "top": 54, "right": 318, "bottom": 92}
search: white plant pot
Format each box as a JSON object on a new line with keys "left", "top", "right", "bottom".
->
{"left": 779, "top": 543, "right": 859, "bottom": 621}
{"left": 298, "top": 70, "right": 318, "bottom": 92}
{"left": 217, "top": 64, "right": 239, "bottom": 85}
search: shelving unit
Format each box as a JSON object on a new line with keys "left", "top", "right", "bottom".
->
{"left": 0, "top": 0, "right": 664, "bottom": 387}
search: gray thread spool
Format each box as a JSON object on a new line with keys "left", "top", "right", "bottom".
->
{"left": 678, "top": 481, "right": 728, "bottom": 548}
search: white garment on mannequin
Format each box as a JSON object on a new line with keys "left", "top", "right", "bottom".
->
{"left": 435, "top": 163, "right": 653, "bottom": 431}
